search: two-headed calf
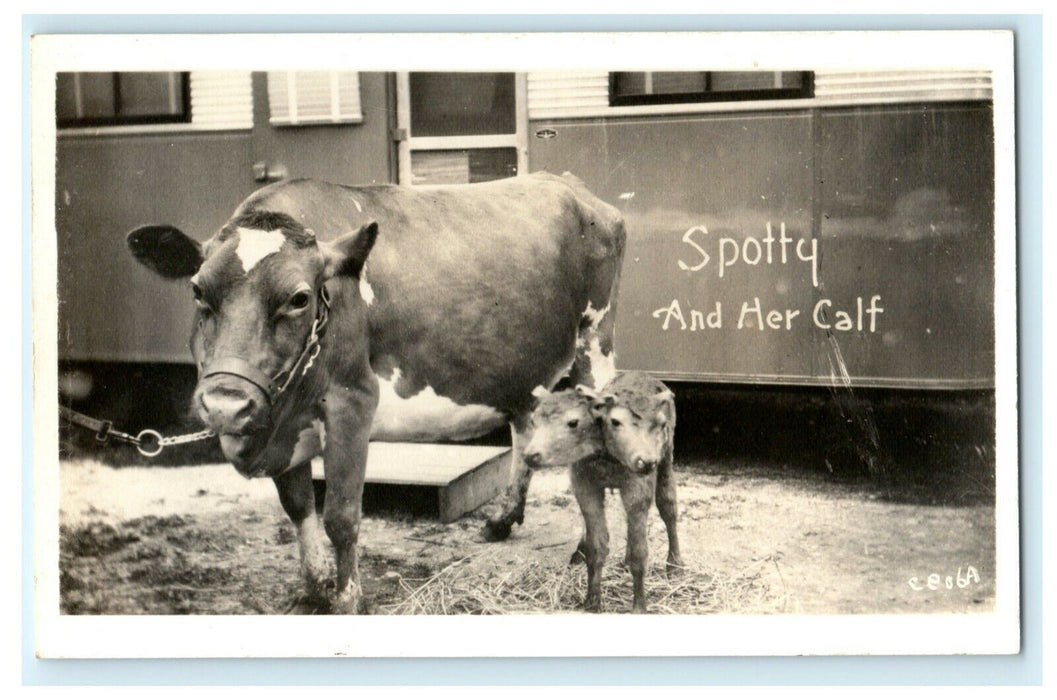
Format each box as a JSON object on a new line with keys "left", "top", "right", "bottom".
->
{"left": 523, "top": 372, "right": 683, "bottom": 613}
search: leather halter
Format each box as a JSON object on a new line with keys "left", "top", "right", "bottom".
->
{"left": 201, "top": 284, "right": 331, "bottom": 405}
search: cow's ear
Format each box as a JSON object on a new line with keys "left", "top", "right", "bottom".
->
{"left": 322, "top": 221, "right": 378, "bottom": 279}
{"left": 127, "top": 224, "right": 203, "bottom": 279}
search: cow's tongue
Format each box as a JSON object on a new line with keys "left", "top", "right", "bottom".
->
{"left": 219, "top": 433, "right": 255, "bottom": 464}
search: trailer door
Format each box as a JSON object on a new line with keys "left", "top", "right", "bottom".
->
{"left": 395, "top": 72, "right": 528, "bottom": 185}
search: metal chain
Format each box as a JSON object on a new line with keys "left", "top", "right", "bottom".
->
{"left": 135, "top": 428, "right": 216, "bottom": 457}
{"left": 60, "top": 406, "right": 216, "bottom": 458}
{"left": 160, "top": 429, "right": 217, "bottom": 447}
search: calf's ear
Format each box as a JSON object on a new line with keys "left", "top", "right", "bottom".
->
{"left": 574, "top": 384, "right": 598, "bottom": 401}
{"left": 589, "top": 393, "right": 615, "bottom": 420}
{"left": 127, "top": 224, "right": 203, "bottom": 279}
{"left": 322, "top": 221, "right": 379, "bottom": 279}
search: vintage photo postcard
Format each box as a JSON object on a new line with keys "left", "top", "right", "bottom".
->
{"left": 31, "top": 30, "right": 1018, "bottom": 658}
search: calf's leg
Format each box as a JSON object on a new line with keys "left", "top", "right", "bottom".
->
{"left": 621, "top": 474, "right": 655, "bottom": 614}
{"left": 571, "top": 467, "right": 608, "bottom": 612}
{"left": 274, "top": 461, "right": 329, "bottom": 605}
{"left": 654, "top": 457, "right": 684, "bottom": 574}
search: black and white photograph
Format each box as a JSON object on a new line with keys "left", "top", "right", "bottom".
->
{"left": 31, "top": 31, "right": 1019, "bottom": 658}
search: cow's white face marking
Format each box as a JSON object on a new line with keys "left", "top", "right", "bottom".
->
{"left": 370, "top": 368, "right": 506, "bottom": 442}
{"left": 235, "top": 227, "right": 286, "bottom": 273}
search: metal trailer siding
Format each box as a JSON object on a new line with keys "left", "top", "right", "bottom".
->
{"left": 56, "top": 72, "right": 393, "bottom": 364}
{"left": 527, "top": 102, "right": 995, "bottom": 389}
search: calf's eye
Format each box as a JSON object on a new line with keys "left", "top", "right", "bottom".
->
{"left": 609, "top": 418, "right": 622, "bottom": 428}
{"left": 190, "top": 282, "right": 203, "bottom": 302}
{"left": 566, "top": 418, "right": 580, "bottom": 429}
{"left": 289, "top": 291, "right": 311, "bottom": 309}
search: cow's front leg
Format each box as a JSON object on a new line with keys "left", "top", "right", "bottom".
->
{"left": 322, "top": 384, "right": 376, "bottom": 614}
{"left": 274, "top": 461, "right": 329, "bottom": 609}
{"left": 484, "top": 415, "right": 533, "bottom": 541}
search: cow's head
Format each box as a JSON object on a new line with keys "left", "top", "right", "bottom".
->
{"left": 596, "top": 387, "right": 675, "bottom": 474}
{"left": 127, "top": 210, "right": 378, "bottom": 475}
{"left": 522, "top": 385, "right": 606, "bottom": 470}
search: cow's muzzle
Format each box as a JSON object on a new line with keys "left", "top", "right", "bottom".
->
{"left": 195, "top": 375, "right": 270, "bottom": 463}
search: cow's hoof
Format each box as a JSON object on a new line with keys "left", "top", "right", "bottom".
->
{"left": 568, "top": 547, "right": 586, "bottom": 566}
{"left": 666, "top": 554, "right": 686, "bottom": 577}
{"left": 631, "top": 603, "right": 648, "bottom": 615}
{"left": 482, "top": 517, "right": 513, "bottom": 542}
{"left": 584, "top": 594, "right": 601, "bottom": 613}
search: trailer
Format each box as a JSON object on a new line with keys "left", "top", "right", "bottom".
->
{"left": 54, "top": 69, "right": 996, "bottom": 447}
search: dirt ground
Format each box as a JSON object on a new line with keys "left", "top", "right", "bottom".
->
{"left": 57, "top": 453, "right": 995, "bottom": 616}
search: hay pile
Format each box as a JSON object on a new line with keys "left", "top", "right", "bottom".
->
{"left": 381, "top": 550, "right": 793, "bottom": 615}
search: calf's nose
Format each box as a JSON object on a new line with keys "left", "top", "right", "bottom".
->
{"left": 200, "top": 389, "right": 257, "bottom": 429}
{"left": 523, "top": 451, "right": 543, "bottom": 469}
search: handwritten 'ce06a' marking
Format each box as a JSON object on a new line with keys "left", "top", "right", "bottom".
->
{"left": 908, "top": 566, "right": 980, "bottom": 591}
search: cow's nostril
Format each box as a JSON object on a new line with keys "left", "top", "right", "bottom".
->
{"left": 200, "top": 391, "right": 256, "bottom": 427}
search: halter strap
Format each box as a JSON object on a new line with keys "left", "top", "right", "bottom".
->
{"left": 201, "top": 284, "right": 331, "bottom": 405}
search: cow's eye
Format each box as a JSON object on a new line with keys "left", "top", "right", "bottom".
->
{"left": 289, "top": 291, "right": 312, "bottom": 310}
{"left": 609, "top": 418, "right": 622, "bottom": 428}
{"left": 566, "top": 418, "right": 580, "bottom": 429}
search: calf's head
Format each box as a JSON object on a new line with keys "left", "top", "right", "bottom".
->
{"left": 127, "top": 210, "right": 378, "bottom": 474}
{"left": 522, "top": 385, "right": 605, "bottom": 469}
{"left": 597, "top": 386, "right": 675, "bottom": 474}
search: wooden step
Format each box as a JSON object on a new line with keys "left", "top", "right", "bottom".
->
{"left": 312, "top": 442, "right": 510, "bottom": 523}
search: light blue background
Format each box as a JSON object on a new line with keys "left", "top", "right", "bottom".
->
{"left": 22, "top": 13, "right": 1043, "bottom": 686}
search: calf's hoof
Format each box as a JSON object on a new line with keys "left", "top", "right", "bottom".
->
{"left": 584, "top": 593, "right": 602, "bottom": 613}
{"left": 330, "top": 585, "right": 362, "bottom": 615}
{"left": 666, "top": 553, "right": 686, "bottom": 577}
{"left": 631, "top": 602, "right": 648, "bottom": 614}
{"left": 482, "top": 517, "right": 513, "bottom": 542}
{"left": 284, "top": 594, "right": 331, "bottom": 615}
{"left": 568, "top": 545, "right": 586, "bottom": 566}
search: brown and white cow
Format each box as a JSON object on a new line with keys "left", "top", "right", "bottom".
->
{"left": 126, "top": 172, "right": 625, "bottom": 612}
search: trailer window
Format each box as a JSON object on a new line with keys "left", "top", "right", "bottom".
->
{"left": 409, "top": 73, "right": 516, "bottom": 137}
{"left": 57, "top": 72, "right": 190, "bottom": 128}
{"left": 609, "top": 71, "right": 812, "bottom": 106}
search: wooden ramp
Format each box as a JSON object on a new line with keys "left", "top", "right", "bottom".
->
{"left": 312, "top": 442, "right": 510, "bottom": 523}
